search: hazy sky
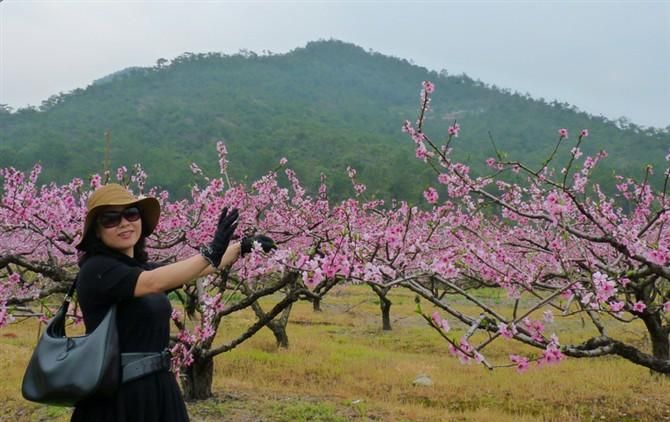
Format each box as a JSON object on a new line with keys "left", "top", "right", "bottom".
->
{"left": 1, "top": 1, "right": 668, "bottom": 128}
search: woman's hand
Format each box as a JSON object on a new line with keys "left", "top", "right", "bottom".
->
{"left": 241, "top": 234, "right": 277, "bottom": 256}
{"left": 200, "top": 207, "right": 239, "bottom": 267}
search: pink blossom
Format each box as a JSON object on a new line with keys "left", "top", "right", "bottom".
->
{"left": 422, "top": 80, "right": 435, "bottom": 94}
{"left": 411, "top": 131, "right": 426, "bottom": 144}
{"left": 663, "top": 302, "right": 670, "bottom": 313}
{"left": 522, "top": 317, "right": 546, "bottom": 342}
{"left": 592, "top": 272, "right": 616, "bottom": 302}
{"left": 616, "top": 182, "right": 629, "bottom": 193}
{"left": 543, "top": 191, "right": 567, "bottom": 221}
{"left": 279, "top": 157, "right": 288, "bottom": 166}
{"left": 498, "top": 322, "right": 517, "bottom": 339}
{"left": 302, "top": 268, "right": 325, "bottom": 288}
{"left": 609, "top": 301, "right": 625, "bottom": 313}
{"left": 570, "top": 147, "right": 583, "bottom": 159}
{"left": 0, "top": 307, "right": 15, "bottom": 327}
{"left": 632, "top": 301, "right": 647, "bottom": 313}
{"left": 449, "top": 338, "right": 474, "bottom": 365}
{"left": 116, "top": 166, "right": 128, "bottom": 181}
{"left": 647, "top": 249, "right": 668, "bottom": 266}
{"left": 543, "top": 310, "right": 554, "bottom": 323}
{"left": 29, "top": 164, "right": 42, "bottom": 184}
{"left": 171, "top": 309, "right": 183, "bottom": 321}
{"left": 90, "top": 174, "right": 102, "bottom": 189}
{"left": 538, "top": 343, "right": 564, "bottom": 366}
{"left": 448, "top": 123, "right": 460, "bottom": 137}
{"left": 415, "top": 142, "right": 432, "bottom": 162}
{"left": 8, "top": 273, "right": 20, "bottom": 284}
{"left": 216, "top": 141, "right": 229, "bottom": 174}
{"left": 579, "top": 129, "right": 589, "bottom": 138}
{"left": 197, "top": 324, "right": 215, "bottom": 341}
{"left": 354, "top": 183, "right": 366, "bottom": 195}
{"left": 558, "top": 128, "right": 568, "bottom": 139}
{"left": 431, "top": 311, "right": 442, "bottom": 325}
{"left": 431, "top": 311, "right": 450, "bottom": 332}
{"left": 510, "top": 354, "right": 529, "bottom": 373}
{"left": 440, "top": 318, "right": 450, "bottom": 332}
{"left": 189, "top": 162, "right": 203, "bottom": 175}
{"left": 423, "top": 187, "right": 439, "bottom": 204}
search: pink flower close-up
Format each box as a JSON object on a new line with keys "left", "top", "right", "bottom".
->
{"left": 632, "top": 301, "right": 647, "bottom": 313}
{"left": 510, "top": 355, "right": 529, "bottom": 373}
{"left": 448, "top": 123, "right": 461, "bottom": 137}
{"left": 423, "top": 187, "right": 439, "bottom": 204}
{"left": 609, "top": 301, "right": 625, "bottom": 313}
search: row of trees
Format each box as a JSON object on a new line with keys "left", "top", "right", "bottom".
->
{"left": 2, "top": 82, "right": 669, "bottom": 400}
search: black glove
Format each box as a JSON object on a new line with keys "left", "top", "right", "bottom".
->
{"left": 200, "top": 207, "right": 239, "bottom": 267}
{"left": 241, "top": 234, "right": 276, "bottom": 256}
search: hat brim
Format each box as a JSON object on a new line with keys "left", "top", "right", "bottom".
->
{"left": 75, "top": 197, "right": 160, "bottom": 250}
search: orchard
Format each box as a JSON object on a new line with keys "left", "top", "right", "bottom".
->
{"left": 1, "top": 82, "right": 669, "bottom": 402}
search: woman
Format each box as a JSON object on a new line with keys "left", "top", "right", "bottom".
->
{"left": 71, "top": 183, "right": 270, "bottom": 422}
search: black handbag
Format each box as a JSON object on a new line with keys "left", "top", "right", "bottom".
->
{"left": 21, "top": 279, "right": 120, "bottom": 406}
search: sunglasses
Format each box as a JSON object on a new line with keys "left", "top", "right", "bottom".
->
{"left": 98, "top": 206, "right": 142, "bottom": 229}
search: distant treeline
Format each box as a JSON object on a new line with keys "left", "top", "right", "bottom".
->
{"left": 1, "top": 39, "right": 668, "bottom": 201}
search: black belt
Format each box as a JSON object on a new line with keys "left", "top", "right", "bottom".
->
{"left": 120, "top": 349, "right": 171, "bottom": 383}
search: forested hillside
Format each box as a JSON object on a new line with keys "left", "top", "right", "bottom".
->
{"left": 1, "top": 40, "right": 667, "bottom": 200}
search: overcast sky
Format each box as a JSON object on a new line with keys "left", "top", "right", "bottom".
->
{"left": 1, "top": 1, "right": 668, "bottom": 128}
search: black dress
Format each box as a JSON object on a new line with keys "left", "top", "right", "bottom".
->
{"left": 71, "top": 250, "right": 190, "bottom": 422}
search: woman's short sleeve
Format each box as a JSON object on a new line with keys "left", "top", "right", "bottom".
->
{"left": 77, "top": 255, "right": 143, "bottom": 305}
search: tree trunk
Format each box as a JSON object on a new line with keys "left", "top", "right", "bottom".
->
{"left": 380, "top": 294, "right": 392, "bottom": 331}
{"left": 267, "top": 321, "right": 290, "bottom": 348}
{"left": 312, "top": 296, "right": 322, "bottom": 312}
{"left": 267, "top": 302, "right": 292, "bottom": 348}
{"left": 180, "top": 354, "right": 214, "bottom": 401}
{"left": 638, "top": 283, "right": 669, "bottom": 375}
{"left": 369, "top": 283, "right": 392, "bottom": 331}
{"left": 641, "top": 314, "right": 670, "bottom": 362}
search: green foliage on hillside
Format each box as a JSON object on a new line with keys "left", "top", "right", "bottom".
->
{"left": 1, "top": 40, "right": 668, "bottom": 200}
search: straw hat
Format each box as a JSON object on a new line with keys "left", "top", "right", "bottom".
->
{"left": 75, "top": 184, "right": 160, "bottom": 250}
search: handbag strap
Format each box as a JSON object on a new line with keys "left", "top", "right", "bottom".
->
{"left": 59, "top": 276, "right": 78, "bottom": 316}
{"left": 47, "top": 277, "right": 78, "bottom": 338}
{"left": 63, "top": 277, "right": 77, "bottom": 306}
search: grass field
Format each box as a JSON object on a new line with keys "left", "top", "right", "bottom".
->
{"left": 2, "top": 285, "right": 670, "bottom": 421}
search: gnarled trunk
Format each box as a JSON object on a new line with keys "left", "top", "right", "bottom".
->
{"left": 380, "top": 295, "right": 392, "bottom": 331}
{"left": 312, "top": 296, "right": 322, "bottom": 312}
{"left": 641, "top": 313, "right": 670, "bottom": 363}
{"left": 369, "top": 283, "right": 392, "bottom": 331}
{"left": 180, "top": 354, "right": 214, "bottom": 401}
{"left": 267, "top": 302, "right": 293, "bottom": 348}
{"left": 267, "top": 321, "right": 290, "bottom": 348}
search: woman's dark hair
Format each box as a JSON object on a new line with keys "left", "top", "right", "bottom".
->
{"left": 77, "top": 224, "right": 150, "bottom": 266}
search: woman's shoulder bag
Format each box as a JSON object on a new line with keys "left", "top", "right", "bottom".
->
{"left": 21, "top": 277, "right": 120, "bottom": 406}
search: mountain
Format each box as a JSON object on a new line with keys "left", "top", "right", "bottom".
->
{"left": 1, "top": 40, "right": 668, "bottom": 201}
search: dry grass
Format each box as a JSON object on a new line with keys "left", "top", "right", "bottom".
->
{"left": 2, "top": 285, "right": 670, "bottom": 421}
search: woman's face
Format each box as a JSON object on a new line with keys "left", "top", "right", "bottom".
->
{"left": 95, "top": 205, "right": 142, "bottom": 257}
